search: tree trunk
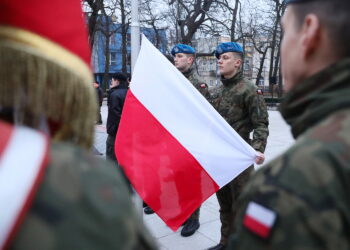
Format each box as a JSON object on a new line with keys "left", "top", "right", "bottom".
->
{"left": 103, "top": 17, "right": 111, "bottom": 88}
{"left": 86, "top": 0, "right": 103, "bottom": 49}
{"left": 152, "top": 21, "right": 160, "bottom": 48}
{"left": 255, "top": 47, "right": 268, "bottom": 86}
{"left": 120, "top": 0, "right": 128, "bottom": 73}
{"left": 230, "top": 0, "right": 239, "bottom": 41}
{"left": 179, "top": 0, "right": 214, "bottom": 44}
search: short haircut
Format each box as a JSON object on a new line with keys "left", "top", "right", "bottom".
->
{"left": 180, "top": 53, "right": 195, "bottom": 61}
{"left": 181, "top": 53, "right": 195, "bottom": 66}
{"left": 186, "top": 53, "right": 195, "bottom": 58}
{"left": 111, "top": 72, "right": 127, "bottom": 82}
{"left": 232, "top": 52, "right": 243, "bottom": 60}
{"left": 290, "top": 0, "right": 350, "bottom": 58}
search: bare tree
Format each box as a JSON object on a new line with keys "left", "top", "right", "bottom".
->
{"left": 118, "top": 0, "right": 130, "bottom": 72}
{"left": 92, "top": 1, "right": 124, "bottom": 86}
{"left": 139, "top": 0, "right": 165, "bottom": 49}
{"left": 267, "top": 0, "right": 283, "bottom": 97}
{"left": 250, "top": 29, "right": 270, "bottom": 86}
{"left": 168, "top": 0, "right": 216, "bottom": 44}
{"left": 83, "top": 0, "right": 104, "bottom": 49}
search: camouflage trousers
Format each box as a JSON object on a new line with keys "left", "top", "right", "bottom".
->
{"left": 216, "top": 166, "right": 253, "bottom": 245}
{"left": 106, "top": 135, "right": 133, "bottom": 193}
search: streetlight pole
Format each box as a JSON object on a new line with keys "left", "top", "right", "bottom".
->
{"left": 131, "top": 0, "right": 140, "bottom": 73}
{"left": 130, "top": 0, "right": 143, "bottom": 218}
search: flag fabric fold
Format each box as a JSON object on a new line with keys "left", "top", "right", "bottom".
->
{"left": 115, "top": 35, "right": 256, "bottom": 231}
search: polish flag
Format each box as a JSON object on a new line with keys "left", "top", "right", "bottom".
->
{"left": 243, "top": 201, "right": 277, "bottom": 238}
{"left": 0, "top": 122, "right": 49, "bottom": 248}
{"left": 115, "top": 35, "right": 257, "bottom": 231}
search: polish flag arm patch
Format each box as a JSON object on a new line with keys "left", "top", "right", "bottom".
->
{"left": 243, "top": 201, "right": 277, "bottom": 239}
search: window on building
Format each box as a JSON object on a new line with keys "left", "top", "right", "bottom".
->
{"left": 244, "top": 59, "right": 250, "bottom": 70}
{"left": 127, "top": 33, "right": 131, "bottom": 46}
{"left": 110, "top": 52, "right": 117, "bottom": 66}
{"left": 110, "top": 35, "right": 117, "bottom": 46}
{"left": 259, "top": 78, "right": 265, "bottom": 86}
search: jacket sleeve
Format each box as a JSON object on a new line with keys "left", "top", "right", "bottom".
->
{"left": 231, "top": 187, "right": 344, "bottom": 250}
{"left": 230, "top": 150, "right": 348, "bottom": 250}
{"left": 246, "top": 89, "right": 269, "bottom": 152}
{"left": 107, "top": 92, "right": 124, "bottom": 136}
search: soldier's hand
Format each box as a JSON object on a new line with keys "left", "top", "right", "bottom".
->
{"left": 255, "top": 151, "right": 265, "bottom": 165}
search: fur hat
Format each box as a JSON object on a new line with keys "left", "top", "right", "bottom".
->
{"left": 0, "top": 0, "right": 95, "bottom": 148}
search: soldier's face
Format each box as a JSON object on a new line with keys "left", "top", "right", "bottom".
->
{"left": 174, "top": 53, "right": 194, "bottom": 72}
{"left": 217, "top": 52, "right": 242, "bottom": 79}
{"left": 281, "top": 8, "right": 305, "bottom": 91}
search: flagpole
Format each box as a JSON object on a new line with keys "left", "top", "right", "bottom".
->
{"left": 130, "top": 0, "right": 143, "bottom": 218}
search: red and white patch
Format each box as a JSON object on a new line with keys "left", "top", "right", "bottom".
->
{"left": 243, "top": 201, "right": 277, "bottom": 239}
{"left": 0, "top": 122, "right": 49, "bottom": 249}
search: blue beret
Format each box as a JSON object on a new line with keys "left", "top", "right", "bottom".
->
{"left": 215, "top": 42, "right": 243, "bottom": 59}
{"left": 171, "top": 44, "right": 195, "bottom": 56}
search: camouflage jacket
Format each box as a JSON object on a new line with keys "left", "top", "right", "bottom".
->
{"left": 229, "top": 58, "right": 350, "bottom": 250}
{"left": 11, "top": 142, "right": 157, "bottom": 250}
{"left": 214, "top": 72, "right": 269, "bottom": 152}
{"left": 183, "top": 67, "right": 211, "bottom": 100}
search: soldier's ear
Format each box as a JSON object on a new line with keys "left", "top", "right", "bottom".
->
{"left": 234, "top": 58, "right": 242, "bottom": 69}
{"left": 188, "top": 55, "right": 195, "bottom": 64}
{"left": 300, "top": 14, "right": 321, "bottom": 60}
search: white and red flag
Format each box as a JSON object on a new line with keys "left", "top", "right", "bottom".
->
{"left": 115, "top": 35, "right": 257, "bottom": 231}
{"left": 0, "top": 121, "right": 49, "bottom": 249}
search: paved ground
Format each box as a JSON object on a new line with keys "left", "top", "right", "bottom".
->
{"left": 94, "top": 101, "right": 294, "bottom": 250}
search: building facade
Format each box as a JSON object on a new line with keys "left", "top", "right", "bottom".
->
{"left": 91, "top": 17, "right": 167, "bottom": 89}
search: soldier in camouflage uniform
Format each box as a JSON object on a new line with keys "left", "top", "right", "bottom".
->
{"left": 172, "top": 44, "right": 211, "bottom": 99}
{"left": 171, "top": 43, "right": 210, "bottom": 237}
{"left": 208, "top": 42, "right": 269, "bottom": 250}
{"left": 0, "top": 0, "right": 157, "bottom": 249}
{"left": 11, "top": 142, "right": 157, "bottom": 250}
{"left": 228, "top": 0, "right": 350, "bottom": 249}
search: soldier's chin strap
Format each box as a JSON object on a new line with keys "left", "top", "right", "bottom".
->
{"left": 0, "top": 121, "right": 49, "bottom": 249}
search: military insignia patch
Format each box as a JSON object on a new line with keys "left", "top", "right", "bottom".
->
{"left": 243, "top": 201, "right": 277, "bottom": 239}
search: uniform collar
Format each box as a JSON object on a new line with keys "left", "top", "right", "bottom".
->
{"left": 220, "top": 71, "right": 243, "bottom": 87}
{"left": 280, "top": 57, "right": 350, "bottom": 138}
{"left": 182, "top": 66, "right": 194, "bottom": 79}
